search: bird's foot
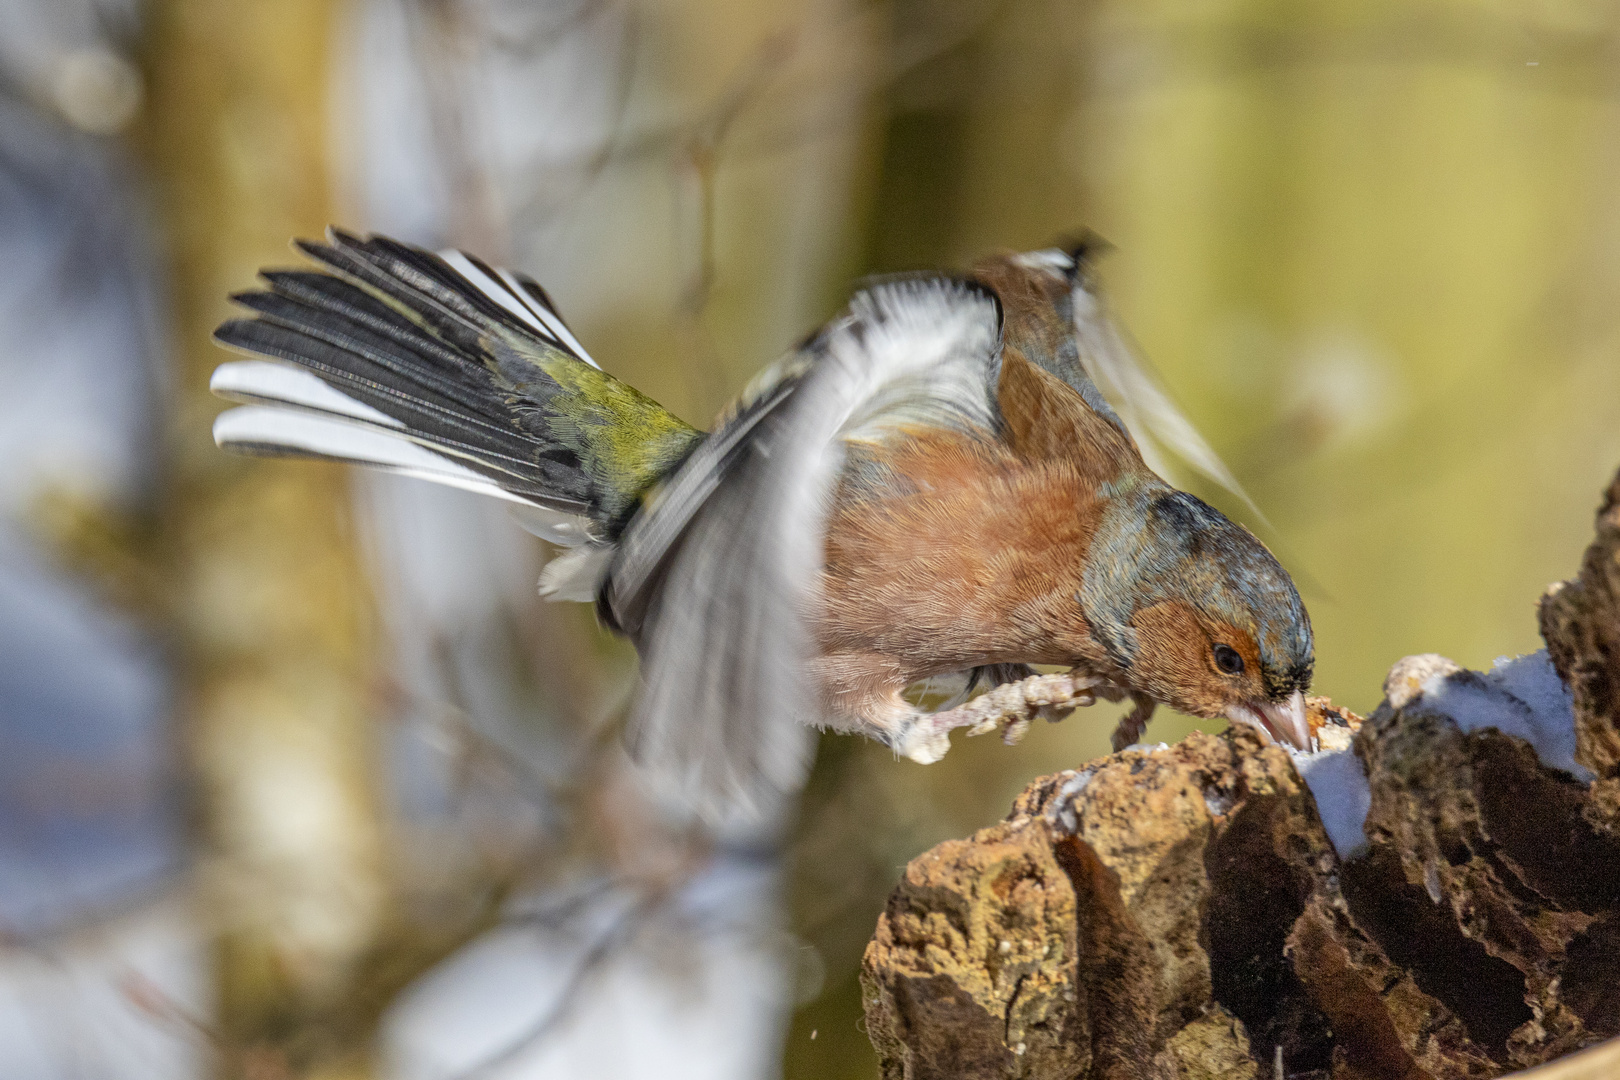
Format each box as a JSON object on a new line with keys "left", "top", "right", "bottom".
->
{"left": 918, "top": 670, "right": 1106, "bottom": 748}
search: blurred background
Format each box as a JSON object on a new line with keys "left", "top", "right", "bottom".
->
{"left": 2, "top": 0, "right": 1618, "bottom": 1076}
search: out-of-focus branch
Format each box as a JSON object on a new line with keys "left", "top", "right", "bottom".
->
{"left": 408, "top": 0, "right": 509, "bottom": 258}
{"left": 678, "top": 29, "right": 799, "bottom": 316}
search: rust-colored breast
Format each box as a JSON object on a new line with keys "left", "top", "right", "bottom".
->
{"left": 819, "top": 423, "right": 1111, "bottom": 680}
{"left": 814, "top": 298, "right": 1150, "bottom": 697}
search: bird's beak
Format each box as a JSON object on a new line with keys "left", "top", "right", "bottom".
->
{"left": 1225, "top": 690, "right": 1311, "bottom": 751}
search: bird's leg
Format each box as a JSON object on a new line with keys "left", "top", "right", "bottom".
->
{"left": 1109, "top": 693, "right": 1157, "bottom": 751}
{"left": 830, "top": 688, "right": 951, "bottom": 764}
{"left": 811, "top": 652, "right": 957, "bottom": 763}
{"left": 815, "top": 655, "right": 1129, "bottom": 763}
{"left": 892, "top": 712, "right": 953, "bottom": 764}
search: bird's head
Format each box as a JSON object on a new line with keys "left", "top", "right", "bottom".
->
{"left": 1081, "top": 485, "right": 1314, "bottom": 749}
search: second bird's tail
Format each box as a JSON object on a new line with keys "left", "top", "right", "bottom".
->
{"left": 210, "top": 229, "right": 702, "bottom": 555}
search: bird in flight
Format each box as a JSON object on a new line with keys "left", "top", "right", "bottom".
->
{"left": 210, "top": 230, "right": 1313, "bottom": 816}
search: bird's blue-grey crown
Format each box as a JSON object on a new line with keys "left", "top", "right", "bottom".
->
{"left": 1080, "top": 481, "right": 1313, "bottom": 698}
{"left": 1149, "top": 490, "right": 1313, "bottom": 694}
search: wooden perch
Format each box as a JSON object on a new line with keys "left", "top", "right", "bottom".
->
{"left": 859, "top": 469, "right": 1620, "bottom": 1079}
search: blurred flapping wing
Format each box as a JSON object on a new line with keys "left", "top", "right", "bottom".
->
{"left": 1008, "top": 243, "right": 1265, "bottom": 523}
{"left": 1064, "top": 248, "right": 1266, "bottom": 523}
{"left": 606, "top": 277, "right": 1004, "bottom": 817}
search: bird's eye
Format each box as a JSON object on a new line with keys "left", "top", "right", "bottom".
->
{"left": 1213, "top": 644, "right": 1245, "bottom": 675}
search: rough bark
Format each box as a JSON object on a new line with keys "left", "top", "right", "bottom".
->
{"left": 862, "top": 473, "right": 1620, "bottom": 1079}
{"left": 1540, "top": 469, "right": 1620, "bottom": 809}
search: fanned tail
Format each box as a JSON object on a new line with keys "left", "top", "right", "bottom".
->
{"left": 211, "top": 229, "right": 702, "bottom": 544}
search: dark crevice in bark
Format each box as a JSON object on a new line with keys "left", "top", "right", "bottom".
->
{"left": 1340, "top": 845, "right": 1530, "bottom": 1058}
{"left": 1470, "top": 734, "right": 1620, "bottom": 910}
{"left": 1560, "top": 914, "right": 1620, "bottom": 1038}
{"left": 1202, "top": 796, "right": 1335, "bottom": 1077}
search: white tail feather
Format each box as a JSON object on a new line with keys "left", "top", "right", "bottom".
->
{"left": 211, "top": 360, "right": 535, "bottom": 484}
{"left": 212, "top": 405, "right": 533, "bottom": 506}
{"left": 438, "top": 251, "right": 598, "bottom": 369}
{"left": 211, "top": 360, "right": 403, "bottom": 427}
{"left": 496, "top": 267, "right": 594, "bottom": 363}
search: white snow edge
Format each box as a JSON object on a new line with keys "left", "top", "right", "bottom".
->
{"left": 1292, "top": 649, "right": 1584, "bottom": 860}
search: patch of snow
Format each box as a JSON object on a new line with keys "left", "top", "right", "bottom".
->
{"left": 1293, "top": 742, "right": 1372, "bottom": 859}
{"left": 1414, "top": 651, "right": 1586, "bottom": 781}
{"left": 1294, "top": 649, "right": 1584, "bottom": 862}
{"left": 1043, "top": 769, "right": 1096, "bottom": 834}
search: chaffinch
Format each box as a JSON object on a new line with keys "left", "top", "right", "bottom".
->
{"left": 210, "top": 230, "right": 1313, "bottom": 814}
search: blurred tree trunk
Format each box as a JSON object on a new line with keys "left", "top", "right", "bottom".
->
{"left": 142, "top": 2, "right": 391, "bottom": 1077}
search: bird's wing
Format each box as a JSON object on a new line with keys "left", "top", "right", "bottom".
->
{"left": 605, "top": 276, "right": 1004, "bottom": 817}
{"left": 1069, "top": 258, "right": 1264, "bottom": 520}
{"left": 1007, "top": 246, "right": 1265, "bottom": 523}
